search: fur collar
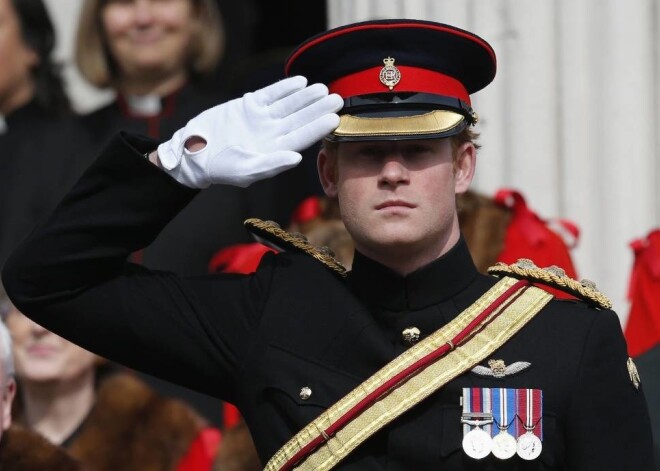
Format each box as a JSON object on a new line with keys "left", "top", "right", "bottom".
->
{"left": 66, "top": 373, "right": 206, "bottom": 471}
{"left": 0, "top": 426, "right": 83, "bottom": 471}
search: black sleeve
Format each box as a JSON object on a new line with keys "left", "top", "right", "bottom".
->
{"left": 566, "top": 309, "right": 655, "bottom": 470}
{"left": 1, "top": 132, "right": 270, "bottom": 401}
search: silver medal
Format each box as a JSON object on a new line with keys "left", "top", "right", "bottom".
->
{"left": 462, "top": 427, "right": 492, "bottom": 459}
{"left": 516, "top": 431, "right": 542, "bottom": 460}
{"left": 491, "top": 431, "right": 517, "bottom": 459}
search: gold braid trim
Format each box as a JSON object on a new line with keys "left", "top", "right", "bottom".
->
{"left": 244, "top": 218, "right": 347, "bottom": 278}
{"left": 264, "top": 278, "right": 553, "bottom": 471}
{"left": 487, "top": 258, "right": 612, "bottom": 309}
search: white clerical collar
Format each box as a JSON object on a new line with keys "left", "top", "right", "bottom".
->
{"left": 125, "top": 94, "right": 162, "bottom": 116}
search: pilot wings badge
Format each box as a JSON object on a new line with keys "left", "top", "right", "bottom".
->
{"left": 471, "top": 359, "right": 531, "bottom": 379}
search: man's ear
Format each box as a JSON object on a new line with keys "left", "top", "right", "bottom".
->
{"left": 454, "top": 142, "right": 477, "bottom": 194}
{"left": 318, "top": 148, "right": 338, "bottom": 198}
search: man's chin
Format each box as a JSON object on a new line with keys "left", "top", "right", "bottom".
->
{"left": 360, "top": 234, "right": 423, "bottom": 255}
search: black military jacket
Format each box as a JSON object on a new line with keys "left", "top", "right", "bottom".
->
{"left": 2, "top": 133, "right": 654, "bottom": 470}
{"left": 0, "top": 101, "right": 88, "bottom": 267}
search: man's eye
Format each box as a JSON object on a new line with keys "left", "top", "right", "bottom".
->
{"left": 359, "top": 147, "right": 382, "bottom": 157}
{"left": 406, "top": 145, "right": 430, "bottom": 154}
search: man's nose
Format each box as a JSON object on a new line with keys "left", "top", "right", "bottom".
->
{"left": 378, "top": 157, "right": 409, "bottom": 186}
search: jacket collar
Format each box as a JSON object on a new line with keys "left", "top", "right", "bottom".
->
{"left": 347, "top": 236, "right": 478, "bottom": 311}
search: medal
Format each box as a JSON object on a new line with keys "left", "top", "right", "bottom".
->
{"left": 491, "top": 388, "right": 517, "bottom": 459}
{"left": 517, "top": 431, "right": 542, "bottom": 460}
{"left": 515, "top": 388, "right": 543, "bottom": 460}
{"left": 461, "top": 388, "right": 493, "bottom": 459}
{"left": 492, "top": 431, "right": 517, "bottom": 459}
{"left": 462, "top": 427, "right": 493, "bottom": 459}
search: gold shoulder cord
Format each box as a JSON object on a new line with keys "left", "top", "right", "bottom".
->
{"left": 244, "top": 218, "right": 347, "bottom": 278}
{"left": 487, "top": 258, "right": 612, "bottom": 309}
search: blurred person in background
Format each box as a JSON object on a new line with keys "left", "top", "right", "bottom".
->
{"left": 5, "top": 299, "right": 221, "bottom": 471}
{"left": 75, "top": 0, "right": 255, "bottom": 276}
{"left": 0, "top": 286, "right": 16, "bottom": 444}
{"left": 75, "top": 0, "right": 261, "bottom": 425}
{"left": 0, "top": 284, "right": 83, "bottom": 470}
{"left": 76, "top": 0, "right": 224, "bottom": 145}
{"left": 0, "top": 0, "right": 86, "bottom": 267}
{"left": 625, "top": 229, "right": 660, "bottom": 469}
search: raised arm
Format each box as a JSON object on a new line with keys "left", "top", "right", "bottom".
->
{"left": 1, "top": 77, "right": 342, "bottom": 400}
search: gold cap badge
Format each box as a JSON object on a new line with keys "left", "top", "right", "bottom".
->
{"left": 379, "top": 57, "right": 401, "bottom": 90}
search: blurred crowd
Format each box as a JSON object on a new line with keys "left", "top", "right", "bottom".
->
{"left": 0, "top": 0, "right": 657, "bottom": 469}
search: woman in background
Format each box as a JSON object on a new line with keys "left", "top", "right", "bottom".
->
{"left": 0, "top": 285, "right": 83, "bottom": 470}
{"left": 76, "top": 0, "right": 224, "bottom": 144}
{"left": 5, "top": 302, "right": 220, "bottom": 471}
{"left": 75, "top": 0, "right": 254, "bottom": 276}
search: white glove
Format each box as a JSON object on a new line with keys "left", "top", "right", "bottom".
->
{"left": 157, "top": 76, "right": 343, "bottom": 188}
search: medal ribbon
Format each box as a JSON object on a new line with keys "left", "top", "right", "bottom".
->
{"left": 462, "top": 388, "right": 471, "bottom": 436}
{"left": 491, "top": 388, "right": 516, "bottom": 437}
{"left": 516, "top": 388, "right": 543, "bottom": 439}
{"left": 462, "top": 388, "right": 493, "bottom": 436}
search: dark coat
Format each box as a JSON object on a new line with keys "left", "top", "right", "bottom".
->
{"left": 0, "top": 101, "right": 88, "bottom": 268}
{"left": 2, "top": 133, "right": 654, "bottom": 470}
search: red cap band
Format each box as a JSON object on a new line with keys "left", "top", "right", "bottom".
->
{"left": 328, "top": 66, "right": 471, "bottom": 105}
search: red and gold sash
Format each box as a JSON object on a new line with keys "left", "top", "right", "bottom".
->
{"left": 264, "top": 276, "right": 552, "bottom": 471}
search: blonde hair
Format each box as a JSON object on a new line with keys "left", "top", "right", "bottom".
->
{"left": 450, "top": 127, "right": 480, "bottom": 155}
{"left": 75, "top": 0, "right": 224, "bottom": 88}
{"left": 0, "top": 320, "right": 14, "bottom": 382}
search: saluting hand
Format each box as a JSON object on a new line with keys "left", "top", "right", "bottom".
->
{"left": 156, "top": 76, "right": 343, "bottom": 188}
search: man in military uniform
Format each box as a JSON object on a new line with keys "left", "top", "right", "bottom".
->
{"left": 2, "top": 19, "right": 654, "bottom": 470}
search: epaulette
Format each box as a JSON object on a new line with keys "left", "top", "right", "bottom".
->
{"left": 244, "top": 218, "right": 347, "bottom": 278}
{"left": 487, "top": 258, "right": 612, "bottom": 309}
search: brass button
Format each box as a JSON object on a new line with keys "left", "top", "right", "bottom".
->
{"left": 299, "top": 386, "right": 312, "bottom": 400}
{"left": 402, "top": 327, "right": 421, "bottom": 346}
